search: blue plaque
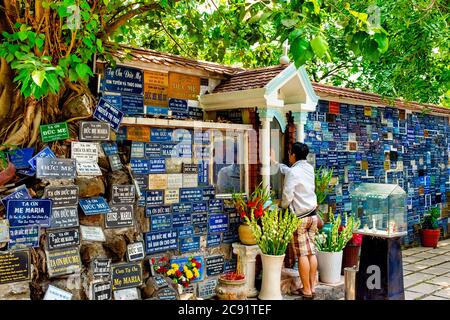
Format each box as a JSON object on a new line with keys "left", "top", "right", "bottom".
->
{"left": 179, "top": 236, "right": 201, "bottom": 253}
{"left": 145, "top": 143, "right": 161, "bottom": 158}
{"left": 130, "top": 158, "right": 149, "bottom": 174}
{"left": 121, "top": 94, "right": 144, "bottom": 115}
{"left": 1, "top": 184, "right": 31, "bottom": 207}
{"left": 79, "top": 197, "right": 111, "bottom": 215}
{"left": 170, "top": 110, "right": 189, "bottom": 119}
{"left": 28, "top": 146, "right": 56, "bottom": 169}
{"left": 172, "top": 203, "right": 192, "bottom": 214}
{"left": 93, "top": 98, "right": 124, "bottom": 132}
{"left": 208, "top": 213, "right": 229, "bottom": 233}
{"left": 150, "top": 128, "right": 173, "bottom": 142}
{"left": 8, "top": 225, "right": 40, "bottom": 250}
{"left": 131, "top": 142, "right": 145, "bottom": 158}
{"left": 198, "top": 161, "right": 209, "bottom": 186}
{"left": 223, "top": 223, "right": 239, "bottom": 243}
{"left": 194, "top": 224, "right": 208, "bottom": 235}
{"left": 208, "top": 199, "right": 223, "bottom": 213}
{"left": 146, "top": 106, "right": 169, "bottom": 116}
{"left": 17, "top": 168, "right": 36, "bottom": 176}
{"left": 104, "top": 66, "right": 143, "bottom": 95}
{"left": 168, "top": 98, "right": 188, "bottom": 112}
{"left": 146, "top": 190, "right": 164, "bottom": 206}
{"left": 177, "top": 226, "right": 194, "bottom": 238}
{"left": 192, "top": 202, "right": 207, "bottom": 213}
{"left": 7, "top": 199, "right": 52, "bottom": 227}
{"left": 8, "top": 147, "right": 34, "bottom": 169}
{"left": 101, "top": 142, "right": 119, "bottom": 156}
{"left": 150, "top": 214, "right": 172, "bottom": 232}
{"left": 102, "top": 93, "right": 122, "bottom": 109}
{"left": 146, "top": 205, "right": 171, "bottom": 217}
{"left": 192, "top": 213, "right": 208, "bottom": 225}
{"left": 148, "top": 158, "right": 166, "bottom": 173}
{"left": 144, "top": 230, "right": 178, "bottom": 254}
{"left": 179, "top": 188, "right": 203, "bottom": 203}
{"left": 116, "top": 126, "right": 127, "bottom": 142}
{"left": 188, "top": 107, "right": 203, "bottom": 120}
{"left": 172, "top": 213, "right": 192, "bottom": 229}
{"left": 207, "top": 234, "right": 222, "bottom": 247}
{"left": 160, "top": 143, "right": 177, "bottom": 157}
{"left": 202, "top": 186, "right": 215, "bottom": 201}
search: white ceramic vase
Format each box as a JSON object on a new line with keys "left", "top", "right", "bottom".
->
{"left": 258, "top": 253, "right": 285, "bottom": 300}
{"left": 317, "top": 251, "right": 343, "bottom": 284}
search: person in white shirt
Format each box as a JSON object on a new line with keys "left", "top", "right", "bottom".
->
{"left": 272, "top": 142, "right": 318, "bottom": 299}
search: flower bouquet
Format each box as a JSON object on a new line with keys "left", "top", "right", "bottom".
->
{"left": 151, "top": 257, "right": 201, "bottom": 288}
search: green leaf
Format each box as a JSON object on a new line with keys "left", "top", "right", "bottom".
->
{"left": 18, "top": 31, "right": 28, "bottom": 41}
{"left": 31, "top": 70, "right": 45, "bottom": 87}
{"left": 35, "top": 38, "right": 44, "bottom": 50}
{"left": 291, "top": 37, "right": 313, "bottom": 67}
{"left": 75, "top": 63, "right": 92, "bottom": 80}
{"left": 310, "top": 35, "right": 329, "bottom": 58}
{"left": 374, "top": 33, "right": 389, "bottom": 53}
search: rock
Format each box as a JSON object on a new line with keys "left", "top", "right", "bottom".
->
{"left": 135, "top": 206, "right": 149, "bottom": 234}
{"left": 79, "top": 213, "right": 104, "bottom": 226}
{"left": 76, "top": 176, "right": 105, "bottom": 198}
{"left": 63, "top": 94, "right": 92, "bottom": 119}
{"left": 103, "top": 229, "right": 134, "bottom": 262}
{"left": 80, "top": 242, "right": 108, "bottom": 264}
{"left": 0, "top": 281, "right": 31, "bottom": 300}
{"left": 107, "top": 170, "right": 131, "bottom": 187}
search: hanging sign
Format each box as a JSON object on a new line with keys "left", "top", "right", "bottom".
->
{"left": 79, "top": 197, "right": 110, "bottom": 215}
{"left": 101, "top": 142, "right": 118, "bottom": 156}
{"left": 80, "top": 225, "right": 106, "bottom": 242}
{"left": 7, "top": 199, "right": 52, "bottom": 227}
{"left": 105, "top": 204, "right": 134, "bottom": 229}
{"left": 47, "top": 228, "right": 80, "bottom": 250}
{"left": 179, "top": 188, "right": 203, "bottom": 203}
{"left": 28, "top": 146, "right": 56, "bottom": 170}
{"left": 40, "top": 122, "right": 70, "bottom": 143}
{"left": 130, "top": 158, "right": 150, "bottom": 174}
{"left": 144, "top": 70, "right": 168, "bottom": 107}
{"left": 50, "top": 206, "right": 79, "bottom": 229}
{"left": 179, "top": 235, "right": 200, "bottom": 253}
{"left": 7, "top": 147, "right": 34, "bottom": 169}
{"left": 126, "top": 126, "right": 150, "bottom": 142}
{"left": 146, "top": 205, "right": 171, "bottom": 217}
{"left": 126, "top": 242, "right": 145, "bottom": 262}
{"left": 172, "top": 213, "right": 191, "bottom": 229}
{"left": 109, "top": 154, "right": 123, "bottom": 171}
{"left": 1, "top": 184, "right": 31, "bottom": 207}
{"left": 168, "top": 72, "right": 200, "bottom": 100}
{"left": 205, "top": 255, "right": 224, "bottom": 277}
{"left": 150, "top": 128, "right": 173, "bottom": 142}
{"left": 104, "top": 66, "right": 143, "bottom": 95}
{"left": 36, "top": 158, "right": 76, "bottom": 179}
{"left": 148, "top": 174, "right": 168, "bottom": 190}
{"left": 182, "top": 163, "right": 198, "bottom": 174}
{"left": 92, "top": 258, "right": 111, "bottom": 278}
{"left": 208, "top": 213, "right": 229, "bottom": 233}
{"left": 93, "top": 98, "right": 124, "bottom": 132}
{"left": 148, "top": 158, "right": 166, "bottom": 173}
{"left": 146, "top": 190, "right": 164, "bottom": 207}
{"left": 71, "top": 142, "right": 98, "bottom": 163}
{"left": 92, "top": 281, "right": 112, "bottom": 300}
{"left": 207, "top": 234, "right": 222, "bottom": 247}
{"left": 76, "top": 162, "right": 103, "bottom": 176}
{"left": 46, "top": 246, "right": 81, "bottom": 277}
{"left": 111, "top": 262, "right": 143, "bottom": 290}
{"left": 8, "top": 225, "right": 40, "bottom": 250}
{"left": 111, "top": 185, "right": 136, "bottom": 204}
{"left": 172, "top": 203, "right": 192, "bottom": 214}
{"left": 80, "top": 121, "right": 111, "bottom": 141}
{"left": 164, "top": 189, "right": 179, "bottom": 205}
{"left": 44, "top": 285, "right": 73, "bottom": 300}
{"left": 44, "top": 185, "right": 79, "bottom": 208}
{"left": 150, "top": 213, "right": 172, "bottom": 232}
{"left": 0, "top": 250, "right": 30, "bottom": 284}
{"left": 144, "top": 230, "right": 178, "bottom": 254}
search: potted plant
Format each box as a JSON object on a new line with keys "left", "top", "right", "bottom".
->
{"left": 215, "top": 272, "right": 247, "bottom": 300}
{"left": 315, "top": 213, "right": 360, "bottom": 284}
{"left": 341, "top": 231, "right": 363, "bottom": 275}
{"left": 420, "top": 206, "right": 441, "bottom": 248}
{"left": 246, "top": 207, "right": 300, "bottom": 300}
{"left": 232, "top": 183, "right": 273, "bottom": 245}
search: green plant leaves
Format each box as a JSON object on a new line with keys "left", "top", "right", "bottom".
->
{"left": 31, "top": 70, "right": 45, "bottom": 87}
{"left": 310, "top": 35, "right": 329, "bottom": 59}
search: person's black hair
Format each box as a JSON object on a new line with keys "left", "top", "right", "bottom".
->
{"left": 290, "top": 142, "right": 309, "bottom": 161}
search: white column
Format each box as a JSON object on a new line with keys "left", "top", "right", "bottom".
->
{"left": 232, "top": 243, "right": 261, "bottom": 298}
{"left": 292, "top": 112, "right": 307, "bottom": 143}
{"left": 260, "top": 116, "right": 271, "bottom": 190}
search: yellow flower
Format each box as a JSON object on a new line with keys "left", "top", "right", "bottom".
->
{"left": 191, "top": 263, "right": 196, "bottom": 267}
{"left": 194, "top": 270, "right": 199, "bottom": 278}
{"left": 167, "top": 269, "right": 174, "bottom": 276}
{"left": 183, "top": 266, "right": 188, "bottom": 272}
{"left": 171, "top": 263, "right": 179, "bottom": 270}
{"left": 192, "top": 267, "right": 198, "bottom": 273}
{"left": 186, "top": 270, "right": 194, "bottom": 279}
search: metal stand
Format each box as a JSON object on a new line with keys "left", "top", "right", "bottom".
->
{"left": 356, "top": 235, "right": 405, "bottom": 300}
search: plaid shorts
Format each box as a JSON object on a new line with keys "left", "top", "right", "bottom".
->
{"left": 291, "top": 215, "right": 319, "bottom": 257}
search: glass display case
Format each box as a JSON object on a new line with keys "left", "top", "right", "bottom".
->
{"left": 351, "top": 183, "right": 407, "bottom": 238}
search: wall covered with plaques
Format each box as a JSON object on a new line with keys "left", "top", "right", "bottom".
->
{"left": 304, "top": 100, "right": 450, "bottom": 244}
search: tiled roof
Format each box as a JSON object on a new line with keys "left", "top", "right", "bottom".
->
{"left": 105, "top": 43, "right": 244, "bottom": 75}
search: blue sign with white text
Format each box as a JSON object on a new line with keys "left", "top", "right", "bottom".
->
{"left": 179, "top": 236, "right": 201, "bottom": 253}
{"left": 146, "top": 190, "right": 164, "bottom": 207}
{"left": 93, "top": 98, "right": 124, "bottom": 132}
{"left": 192, "top": 202, "right": 208, "bottom": 213}
{"left": 148, "top": 158, "right": 166, "bottom": 173}
{"left": 8, "top": 147, "right": 34, "bottom": 169}
{"left": 145, "top": 143, "right": 161, "bottom": 158}
{"left": 208, "top": 199, "right": 223, "bottom": 213}
{"left": 172, "top": 203, "right": 192, "bottom": 214}
{"left": 208, "top": 213, "right": 229, "bottom": 233}
{"left": 8, "top": 225, "right": 40, "bottom": 250}
{"left": 207, "top": 234, "right": 222, "bottom": 247}
{"left": 130, "top": 158, "right": 149, "bottom": 174}
{"left": 150, "top": 128, "right": 173, "bottom": 142}
{"left": 1, "top": 184, "right": 32, "bottom": 207}
{"left": 177, "top": 226, "right": 194, "bottom": 238}
{"left": 101, "top": 142, "right": 119, "bottom": 156}
{"left": 145, "top": 230, "right": 178, "bottom": 254}
{"left": 168, "top": 98, "right": 188, "bottom": 112}
{"left": 172, "top": 213, "right": 192, "bottom": 229}
{"left": 104, "top": 66, "right": 144, "bottom": 95}
{"left": 121, "top": 94, "right": 145, "bottom": 115}
{"left": 150, "top": 214, "right": 172, "bottom": 232}
{"left": 7, "top": 199, "right": 52, "bottom": 227}
{"left": 28, "top": 146, "right": 56, "bottom": 169}
{"left": 179, "top": 188, "right": 203, "bottom": 203}
{"left": 79, "top": 197, "right": 111, "bottom": 215}
{"left": 146, "top": 205, "right": 171, "bottom": 217}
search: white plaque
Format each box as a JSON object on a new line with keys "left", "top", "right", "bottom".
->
{"left": 113, "top": 287, "right": 140, "bottom": 300}
{"left": 76, "top": 162, "right": 102, "bottom": 176}
{"left": 182, "top": 174, "right": 198, "bottom": 188}
{"left": 167, "top": 174, "right": 183, "bottom": 189}
{"left": 80, "top": 225, "right": 106, "bottom": 242}
{"left": 0, "top": 219, "right": 9, "bottom": 242}
{"left": 164, "top": 189, "right": 179, "bottom": 205}
{"left": 44, "top": 285, "right": 73, "bottom": 300}
{"left": 71, "top": 142, "right": 98, "bottom": 163}
{"left": 148, "top": 174, "right": 168, "bottom": 190}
